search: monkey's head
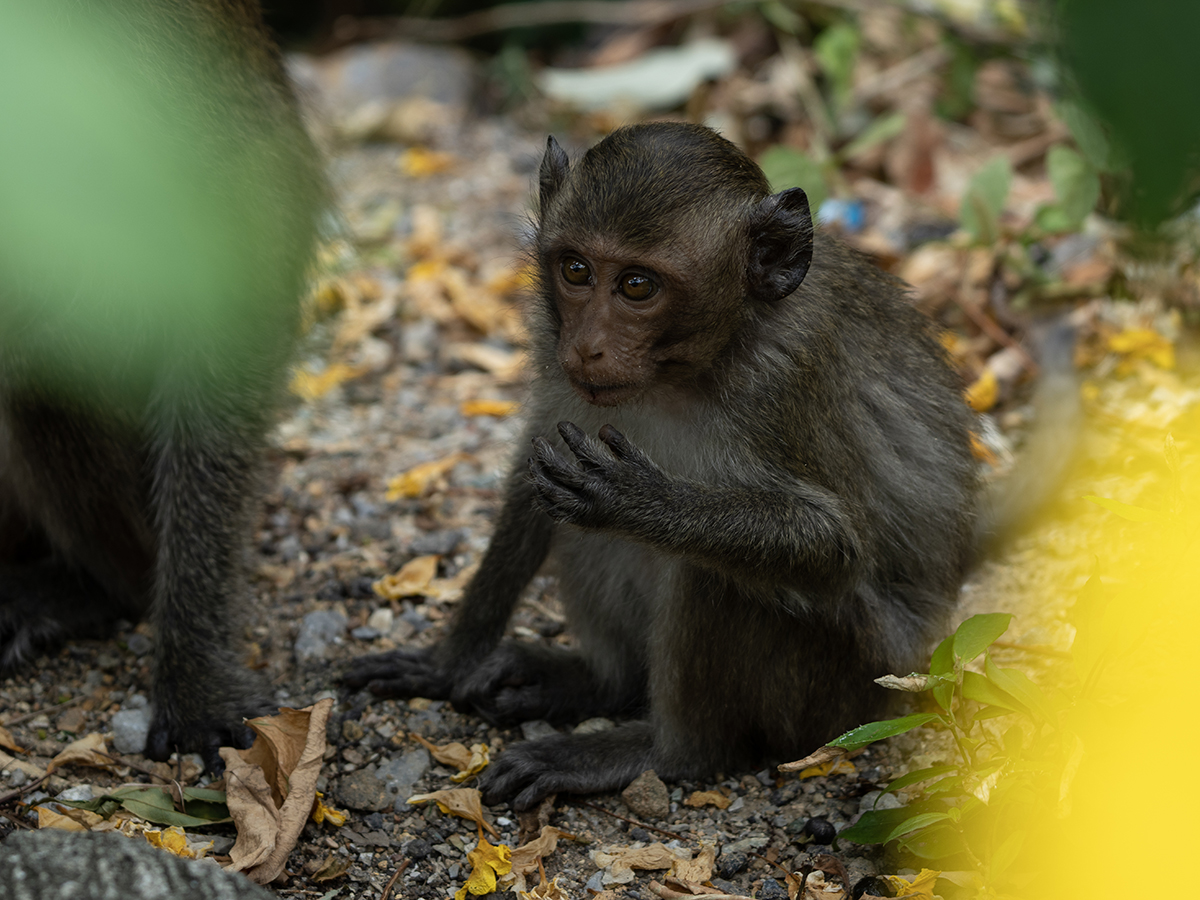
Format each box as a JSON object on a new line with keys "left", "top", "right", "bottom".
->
{"left": 534, "top": 123, "right": 813, "bottom": 407}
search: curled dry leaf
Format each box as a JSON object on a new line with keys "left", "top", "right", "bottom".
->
{"left": 385, "top": 454, "right": 468, "bottom": 500}
{"left": 874, "top": 673, "right": 937, "bottom": 692}
{"left": 312, "top": 853, "right": 352, "bottom": 883}
{"left": 47, "top": 732, "right": 113, "bottom": 773}
{"left": 683, "top": 790, "right": 732, "bottom": 810}
{"left": 221, "top": 697, "right": 334, "bottom": 885}
{"left": 454, "top": 835, "right": 513, "bottom": 900}
{"left": 502, "top": 825, "right": 577, "bottom": 893}
{"left": 590, "top": 842, "right": 688, "bottom": 885}
{"left": 0, "top": 725, "right": 22, "bottom": 753}
{"left": 35, "top": 805, "right": 101, "bottom": 832}
{"left": 519, "top": 874, "right": 571, "bottom": 900}
{"left": 778, "top": 744, "right": 847, "bottom": 773}
{"left": 407, "top": 788, "right": 498, "bottom": 837}
{"left": 0, "top": 750, "right": 45, "bottom": 780}
{"left": 670, "top": 843, "right": 715, "bottom": 884}
{"left": 374, "top": 554, "right": 440, "bottom": 599}
{"left": 414, "top": 735, "right": 490, "bottom": 781}
{"left": 798, "top": 758, "right": 856, "bottom": 779}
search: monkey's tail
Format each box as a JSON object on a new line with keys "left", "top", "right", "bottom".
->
{"left": 972, "top": 319, "right": 1082, "bottom": 560}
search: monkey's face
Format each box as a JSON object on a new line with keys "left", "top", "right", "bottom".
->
{"left": 545, "top": 234, "right": 743, "bottom": 408}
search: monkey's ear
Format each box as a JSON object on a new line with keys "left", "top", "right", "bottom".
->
{"left": 747, "top": 187, "right": 814, "bottom": 303}
{"left": 540, "top": 136, "right": 570, "bottom": 216}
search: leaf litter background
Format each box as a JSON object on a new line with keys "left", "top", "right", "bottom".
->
{"left": 3, "top": 2, "right": 1199, "bottom": 898}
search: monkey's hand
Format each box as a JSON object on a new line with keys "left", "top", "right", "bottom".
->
{"left": 530, "top": 422, "right": 668, "bottom": 531}
{"left": 341, "top": 646, "right": 459, "bottom": 700}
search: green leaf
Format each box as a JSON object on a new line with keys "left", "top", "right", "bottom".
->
{"left": 827, "top": 712, "right": 942, "bottom": 750}
{"left": 82, "top": 786, "right": 233, "bottom": 828}
{"left": 814, "top": 22, "right": 860, "bottom": 113}
{"left": 900, "top": 821, "right": 968, "bottom": 859}
{"left": 881, "top": 811, "right": 953, "bottom": 844}
{"left": 758, "top": 146, "right": 827, "bottom": 213}
{"left": 924, "top": 776, "right": 963, "bottom": 796}
{"left": 929, "top": 634, "right": 956, "bottom": 710}
{"left": 1083, "top": 494, "right": 1163, "bottom": 523}
{"left": 882, "top": 765, "right": 957, "bottom": 797}
{"left": 1045, "top": 145, "right": 1101, "bottom": 230}
{"left": 989, "top": 829, "right": 1027, "bottom": 882}
{"left": 836, "top": 807, "right": 916, "bottom": 845}
{"left": 760, "top": 0, "right": 804, "bottom": 35}
{"left": 985, "top": 656, "right": 1058, "bottom": 724}
{"left": 953, "top": 613, "right": 1012, "bottom": 662}
{"left": 1055, "top": 100, "right": 1113, "bottom": 171}
{"left": 961, "top": 670, "right": 1022, "bottom": 712}
{"left": 180, "top": 787, "right": 228, "bottom": 804}
{"left": 840, "top": 112, "right": 907, "bottom": 161}
{"left": 960, "top": 157, "right": 1011, "bottom": 244}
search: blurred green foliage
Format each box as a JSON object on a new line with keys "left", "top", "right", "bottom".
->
{"left": 1058, "top": 0, "right": 1200, "bottom": 226}
{"left": 0, "top": 2, "right": 322, "bottom": 415}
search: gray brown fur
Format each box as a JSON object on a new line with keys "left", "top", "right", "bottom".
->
{"left": 0, "top": 0, "right": 325, "bottom": 770}
{"left": 345, "top": 123, "right": 976, "bottom": 808}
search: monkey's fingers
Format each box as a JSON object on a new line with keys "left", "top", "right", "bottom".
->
{"left": 530, "top": 437, "right": 587, "bottom": 488}
{"left": 555, "top": 421, "right": 609, "bottom": 469}
{"left": 596, "top": 424, "right": 651, "bottom": 465}
{"left": 342, "top": 649, "right": 449, "bottom": 697}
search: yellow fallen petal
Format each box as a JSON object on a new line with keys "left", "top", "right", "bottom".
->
{"left": 455, "top": 836, "right": 513, "bottom": 900}
{"left": 460, "top": 399, "right": 519, "bottom": 417}
{"left": 373, "top": 554, "right": 440, "bottom": 599}
{"left": 400, "top": 147, "right": 456, "bottom": 177}
{"left": 385, "top": 453, "right": 467, "bottom": 500}
{"left": 799, "top": 758, "right": 856, "bottom": 779}
{"left": 964, "top": 368, "right": 998, "bottom": 412}
{"left": 311, "top": 792, "right": 348, "bottom": 827}
{"left": 290, "top": 363, "right": 365, "bottom": 401}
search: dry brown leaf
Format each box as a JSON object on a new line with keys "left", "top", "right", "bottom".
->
{"left": 671, "top": 843, "right": 715, "bottom": 883}
{"left": 519, "top": 874, "right": 571, "bottom": 900}
{"left": 501, "top": 825, "right": 577, "bottom": 891}
{"left": 778, "top": 745, "right": 847, "bottom": 773}
{"left": 445, "top": 342, "right": 526, "bottom": 380}
{"left": 798, "top": 758, "right": 857, "bottom": 779}
{"left": 374, "top": 554, "right": 440, "bottom": 600}
{"left": 385, "top": 454, "right": 468, "bottom": 500}
{"left": 312, "top": 853, "right": 352, "bottom": 882}
{"left": 413, "top": 735, "right": 490, "bottom": 781}
{"left": 407, "top": 788, "right": 498, "bottom": 837}
{"left": 0, "top": 725, "right": 23, "bottom": 753}
{"left": 35, "top": 805, "right": 103, "bottom": 832}
{"left": 221, "top": 698, "right": 333, "bottom": 885}
{"left": 47, "top": 732, "right": 113, "bottom": 773}
{"left": 683, "top": 790, "right": 731, "bottom": 810}
{"left": 591, "top": 842, "right": 682, "bottom": 884}
{"left": 0, "top": 750, "right": 45, "bottom": 779}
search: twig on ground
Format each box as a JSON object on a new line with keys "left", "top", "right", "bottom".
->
{"left": 95, "top": 750, "right": 172, "bottom": 783}
{"left": 0, "top": 774, "right": 49, "bottom": 808}
{"left": 3, "top": 695, "right": 85, "bottom": 728}
{"left": 577, "top": 799, "right": 691, "bottom": 841}
{"left": 380, "top": 857, "right": 411, "bottom": 900}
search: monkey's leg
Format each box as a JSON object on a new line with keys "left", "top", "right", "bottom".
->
{"left": 143, "top": 423, "right": 273, "bottom": 772}
{"left": 343, "top": 467, "right": 553, "bottom": 699}
{"left": 0, "top": 562, "right": 132, "bottom": 669}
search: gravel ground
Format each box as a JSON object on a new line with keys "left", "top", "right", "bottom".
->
{"left": 0, "top": 55, "right": 1099, "bottom": 900}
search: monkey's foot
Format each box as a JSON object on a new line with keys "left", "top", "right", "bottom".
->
{"left": 341, "top": 647, "right": 455, "bottom": 699}
{"left": 0, "top": 609, "right": 66, "bottom": 671}
{"left": 480, "top": 722, "right": 661, "bottom": 810}
{"left": 145, "top": 674, "right": 275, "bottom": 774}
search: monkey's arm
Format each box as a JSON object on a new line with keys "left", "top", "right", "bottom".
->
{"left": 530, "top": 422, "right": 860, "bottom": 592}
{"left": 342, "top": 468, "right": 553, "bottom": 699}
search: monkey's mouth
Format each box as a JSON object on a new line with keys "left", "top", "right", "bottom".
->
{"left": 569, "top": 378, "right": 638, "bottom": 407}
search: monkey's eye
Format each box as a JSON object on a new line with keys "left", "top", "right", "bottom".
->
{"left": 619, "top": 273, "right": 657, "bottom": 301}
{"left": 561, "top": 257, "right": 592, "bottom": 285}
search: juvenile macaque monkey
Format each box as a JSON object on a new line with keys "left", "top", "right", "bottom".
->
{"left": 0, "top": 0, "right": 324, "bottom": 770}
{"left": 346, "top": 123, "right": 977, "bottom": 808}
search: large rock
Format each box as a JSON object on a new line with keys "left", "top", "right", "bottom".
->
{"left": 0, "top": 830, "right": 272, "bottom": 900}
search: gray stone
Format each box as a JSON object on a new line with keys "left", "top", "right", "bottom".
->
{"left": 572, "top": 717, "right": 614, "bottom": 735}
{"left": 337, "top": 766, "right": 392, "bottom": 812}
{"left": 520, "top": 720, "right": 558, "bottom": 741}
{"left": 55, "top": 785, "right": 95, "bottom": 803}
{"left": 294, "top": 609, "right": 347, "bottom": 663}
{"left": 857, "top": 790, "right": 903, "bottom": 815}
{"left": 125, "top": 632, "right": 153, "bottom": 657}
{"left": 300, "top": 41, "right": 477, "bottom": 111}
{"left": 0, "top": 830, "right": 273, "bottom": 899}
{"left": 723, "top": 835, "right": 768, "bottom": 854}
{"left": 621, "top": 769, "right": 670, "bottom": 820}
{"left": 110, "top": 705, "right": 152, "bottom": 754}
{"left": 375, "top": 747, "right": 431, "bottom": 811}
